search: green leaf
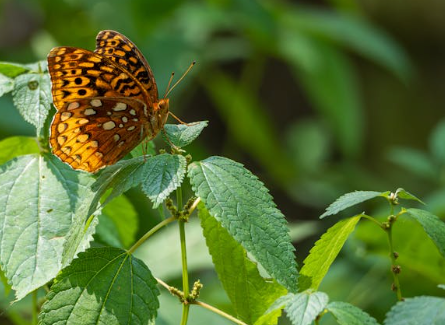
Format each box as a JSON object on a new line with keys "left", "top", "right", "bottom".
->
{"left": 141, "top": 154, "right": 187, "bottom": 208}
{"left": 12, "top": 72, "right": 51, "bottom": 135}
{"left": 39, "top": 247, "right": 160, "bottom": 325}
{"left": 130, "top": 140, "right": 156, "bottom": 158}
{"left": 0, "top": 62, "right": 30, "bottom": 78}
{"left": 0, "top": 136, "right": 40, "bottom": 165}
{"left": 384, "top": 296, "right": 445, "bottom": 325}
{"left": 0, "top": 73, "right": 13, "bottom": 97}
{"left": 163, "top": 121, "right": 208, "bottom": 148}
{"left": 395, "top": 189, "right": 424, "bottom": 205}
{"left": 0, "top": 154, "right": 96, "bottom": 300}
{"left": 188, "top": 156, "right": 298, "bottom": 292}
{"left": 299, "top": 216, "right": 361, "bottom": 291}
{"left": 98, "top": 195, "right": 138, "bottom": 248}
{"left": 404, "top": 208, "right": 445, "bottom": 258}
{"left": 199, "top": 204, "right": 286, "bottom": 324}
{"left": 269, "top": 291, "right": 328, "bottom": 325}
{"left": 430, "top": 119, "right": 445, "bottom": 164}
{"left": 320, "top": 191, "right": 388, "bottom": 218}
{"left": 439, "top": 284, "right": 445, "bottom": 290}
{"left": 327, "top": 301, "right": 380, "bottom": 325}
{"left": 92, "top": 156, "right": 146, "bottom": 205}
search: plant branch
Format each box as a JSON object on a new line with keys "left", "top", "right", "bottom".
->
{"left": 385, "top": 219, "right": 403, "bottom": 301}
{"left": 193, "top": 300, "right": 248, "bottom": 325}
{"left": 128, "top": 215, "right": 176, "bottom": 254}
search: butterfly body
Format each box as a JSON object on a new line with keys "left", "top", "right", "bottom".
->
{"left": 47, "top": 30, "right": 168, "bottom": 172}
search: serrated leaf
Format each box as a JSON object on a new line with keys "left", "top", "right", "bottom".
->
{"left": 404, "top": 208, "right": 445, "bottom": 258}
{"left": 327, "top": 301, "right": 380, "bottom": 325}
{"left": 141, "top": 154, "right": 187, "bottom": 208}
{"left": 395, "top": 188, "right": 424, "bottom": 204}
{"left": 0, "top": 73, "right": 13, "bottom": 97}
{"left": 92, "top": 156, "right": 146, "bottom": 205}
{"left": 0, "top": 136, "right": 40, "bottom": 165}
{"left": 39, "top": 247, "right": 160, "bottom": 325}
{"left": 188, "top": 156, "right": 298, "bottom": 292}
{"left": 299, "top": 216, "right": 361, "bottom": 291}
{"left": 163, "top": 121, "right": 208, "bottom": 147}
{"left": 320, "top": 191, "right": 388, "bottom": 218}
{"left": 384, "top": 296, "right": 445, "bottom": 325}
{"left": 199, "top": 204, "right": 286, "bottom": 324}
{"left": 0, "top": 62, "right": 30, "bottom": 78}
{"left": 0, "top": 154, "right": 97, "bottom": 299}
{"left": 99, "top": 195, "right": 138, "bottom": 248}
{"left": 12, "top": 72, "right": 51, "bottom": 135}
{"left": 272, "top": 291, "right": 328, "bottom": 325}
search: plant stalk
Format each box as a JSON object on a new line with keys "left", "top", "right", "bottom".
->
{"left": 177, "top": 187, "right": 190, "bottom": 325}
{"left": 193, "top": 300, "right": 248, "bottom": 325}
{"left": 128, "top": 216, "right": 176, "bottom": 254}
{"left": 386, "top": 225, "right": 403, "bottom": 300}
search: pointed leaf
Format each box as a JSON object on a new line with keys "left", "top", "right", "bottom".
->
{"left": 39, "top": 247, "right": 160, "bottom": 325}
{"left": 384, "top": 296, "right": 445, "bottom": 325}
{"left": 404, "top": 208, "right": 445, "bottom": 258}
{"left": 327, "top": 301, "right": 380, "bottom": 325}
{"left": 12, "top": 72, "right": 51, "bottom": 135}
{"left": 188, "top": 156, "right": 298, "bottom": 292}
{"left": 320, "top": 191, "right": 388, "bottom": 218}
{"left": 277, "top": 291, "right": 329, "bottom": 325}
{"left": 0, "top": 154, "right": 96, "bottom": 299}
{"left": 0, "top": 136, "right": 39, "bottom": 165}
{"left": 0, "top": 73, "right": 13, "bottom": 97}
{"left": 299, "top": 216, "right": 361, "bottom": 291}
{"left": 199, "top": 204, "right": 286, "bottom": 324}
{"left": 395, "top": 189, "right": 424, "bottom": 205}
{"left": 0, "top": 62, "right": 30, "bottom": 78}
{"left": 163, "top": 121, "right": 208, "bottom": 148}
{"left": 141, "top": 154, "right": 187, "bottom": 208}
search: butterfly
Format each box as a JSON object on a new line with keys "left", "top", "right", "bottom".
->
{"left": 47, "top": 30, "right": 191, "bottom": 173}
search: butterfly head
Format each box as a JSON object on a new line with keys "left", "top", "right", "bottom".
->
{"left": 153, "top": 98, "right": 169, "bottom": 129}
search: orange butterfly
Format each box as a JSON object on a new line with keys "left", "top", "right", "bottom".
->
{"left": 47, "top": 30, "right": 191, "bottom": 173}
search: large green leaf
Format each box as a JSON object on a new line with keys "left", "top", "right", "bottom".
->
{"left": 162, "top": 121, "right": 208, "bottom": 148}
{"left": 404, "top": 208, "right": 445, "bottom": 258}
{"left": 299, "top": 216, "right": 361, "bottom": 291}
{"left": 188, "top": 156, "right": 298, "bottom": 292}
{"left": 0, "top": 154, "right": 97, "bottom": 299}
{"left": 327, "top": 301, "right": 380, "bottom": 325}
{"left": 384, "top": 296, "right": 445, "bottom": 325}
{"left": 12, "top": 70, "right": 51, "bottom": 135}
{"left": 0, "top": 73, "right": 13, "bottom": 97}
{"left": 39, "top": 247, "right": 160, "bottom": 325}
{"left": 199, "top": 204, "right": 286, "bottom": 324}
{"left": 0, "top": 136, "right": 40, "bottom": 165}
{"left": 0, "top": 62, "right": 30, "bottom": 78}
{"left": 320, "top": 191, "right": 388, "bottom": 218}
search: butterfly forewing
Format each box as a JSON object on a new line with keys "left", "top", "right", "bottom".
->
{"left": 95, "top": 30, "right": 159, "bottom": 104}
{"left": 50, "top": 97, "right": 149, "bottom": 172}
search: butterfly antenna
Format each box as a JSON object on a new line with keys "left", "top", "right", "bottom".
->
{"left": 164, "top": 61, "right": 196, "bottom": 98}
{"left": 163, "top": 72, "right": 175, "bottom": 99}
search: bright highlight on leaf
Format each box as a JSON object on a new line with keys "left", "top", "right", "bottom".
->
{"left": 320, "top": 191, "right": 388, "bottom": 218}
{"left": 299, "top": 216, "right": 361, "bottom": 291}
{"left": 39, "top": 247, "right": 160, "bottom": 325}
{"left": 163, "top": 121, "right": 208, "bottom": 148}
{"left": 188, "top": 156, "right": 298, "bottom": 292}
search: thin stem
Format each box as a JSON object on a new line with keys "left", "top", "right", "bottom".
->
{"left": 386, "top": 225, "right": 403, "bottom": 300}
{"left": 128, "top": 216, "right": 176, "bottom": 254}
{"left": 188, "top": 197, "right": 201, "bottom": 216}
{"left": 177, "top": 187, "right": 190, "bottom": 325}
{"left": 193, "top": 300, "right": 248, "bottom": 325}
{"left": 32, "top": 290, "right": 38, "bottom": 325}
{"left": 361, "top": 214, "right": 384, "bottom": 228}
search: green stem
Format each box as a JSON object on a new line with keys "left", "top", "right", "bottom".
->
{"left": 128, "top": 216, "right": 176, "bottom": 254}
{"left": 32, "top": 290, "right": 38, "bottom": 324}
{"left": 177, "top": 187, "right": 190, "bottom": 325}
{"left": 193, "top": 300, "right": 248, "bottom": 325}
{"left": 386, "top": 225, "right": 403, "bottom": 300}
{"left": 361, "top": 214, "right": 383, "bottom": 227}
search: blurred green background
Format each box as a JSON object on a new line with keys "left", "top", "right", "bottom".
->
{"left": 1, "top": 0, "right": 445, "bottom": 324}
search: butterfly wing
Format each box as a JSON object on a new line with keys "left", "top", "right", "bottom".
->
{"left": 50, "top": 97, "right": 152, "bottom": 172}
{"left": 95, "top": 30, "right": 159, "bottom": 104}
{"left": 47, "top": 46, "right": 151, "bottom": 110}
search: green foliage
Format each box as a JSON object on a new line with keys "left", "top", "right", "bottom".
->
{"left": 299, "top": 216, "right": 361, "bottom": 291}
{"left": 384, "top": 296, "right": 445, "bottom": 325}
{"left": 39, "top": 247, "right": 159, "bottom": 325}
{"left": 199, "top": 204, "right": 286, "bottom": 324}
{"left": 327, "top": 301, "right": 380, "bottom": 325}
{"left": 163, "top": 121, "right": 208, "bottom": 148}
{"left": 0, "top": 136, "right": 40, "bottom": 164}
{"left": 320, "top": 191, "right": 388, "bottom": 218}
{"left": 188, "top": 156, "right": 298, "bottom": 292}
